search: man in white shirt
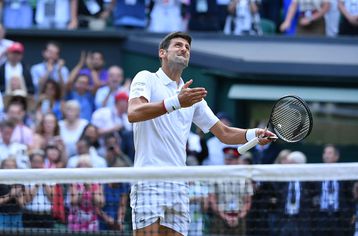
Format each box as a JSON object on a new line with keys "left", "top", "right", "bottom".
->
{"left": 127, "top": 31, "right": 274, "bottom": 236}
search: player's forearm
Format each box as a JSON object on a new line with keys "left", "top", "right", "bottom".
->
{"left": 211, "top": 122, "right": 247, "bottom": 145}
{"left": 128, "top": 101, "right": 167, "bottom": 123}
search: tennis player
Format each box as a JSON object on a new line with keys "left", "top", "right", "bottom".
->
{"left": 128, "top": 31, "right": 275, "bottom": 236}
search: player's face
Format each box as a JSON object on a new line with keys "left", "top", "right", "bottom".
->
{"left": 164, "top": 38, "right": 190, "bottom": 68}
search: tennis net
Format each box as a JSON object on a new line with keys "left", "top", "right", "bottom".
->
{"left": 0, "top": 163, "right": 357, "bottom": 235}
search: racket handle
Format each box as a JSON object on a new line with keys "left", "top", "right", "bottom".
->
{"left": 237, "top": 137, "right": 259, "bottom": 155}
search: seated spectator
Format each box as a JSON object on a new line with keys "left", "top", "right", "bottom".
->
{"left": 97, "top": 181, "right": 130, "bottom": 231}
{"left": 188, "top": 0, "right": 221, "bottom": 31}
{"left": 0, "top": 158, "right": 25, "bottom": 228}
{"left": 44, "top": 144, "right": 66, "bottom": 168}
{"left": 0, "top": 42, "right": 34, "bottom": 95}
{"left": 69, "top": 51, "right": 108, "bottom": 92}
{"left": 103, "top": 133, "right": 133, "bottom": 167}
{"left": 338, "top": 0, "right": 358, "bottom": 36}
{"left": 94, "top": 65, "right": 125, "bottom": 109}
{"left": 280, "top": 0, "right": 331, "bottom": 36}
{"left": 112, "top": 0, "right": 148, "bottom": 29}
{"left": 6, "top": 101, "right": 34, "bottom": 147}
{"left": 224, "top": 0, "right": 262, "bottom": 35}
{"left": 36, "top": 79, "right": 64, "bottom": 120}
{"left": 66, "top": 73, "right": 95, "bottom": 122}
{"left": 79, "top": 124, "right": 104, "bottom": 157}
{"left": 30, "top": 41, "right": 69, "bottom": 95}
{"left": 31, "top": 112, "right": 64, "bottom": 151}
{"left": 69, "top": 0, "right": 113, "bottom": 30}
{"left": 148, "top": 0, "right": 184, "bottom": 32}
{"left": 5, "top": 75, "right": 28, "bottom": 95}
{"left": 68, "top": 156, "right": 105, "bottom": 232}
{"left": 35, "top": 0, "right": 72, "bottom": 29}
{"left": 67, "top": 137, "right": 107, "bottom": 168}
{"left": 23, "top": 152, "right": 55, "bottom": 229}
{"left": 59, "top": 100, "right": 88, "bottom": 157}
{"left": 0, "top": 24, "right": 13, "bottom": 66}
{"left": 0, "top": 119, "right": 30, "bottom": 169}
{"left": 208, "top": 147, "right": 253, "bottom": 235}
{"left": 92, "top": 91, "right": 131, "bottom": 137}
{"left": 0, "top": 0, "right": 33, "bottom": 29}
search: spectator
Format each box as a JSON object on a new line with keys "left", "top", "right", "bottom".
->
{"left": 186, "top": 127, "right": 208, "bottom": 166}
{"left": 338, "top": 0, "right": 358, "bottom": 36}
{"left": 0, "top": 42, "right": 35, "bottom": 95}
{"left": 282, "top": 0, "right": 300, "bottom": 35}
{"left": 79, "top": 124, "right": 102, "bottom": 156}
{"left": 0, "top": 158, "right": 25, "bottom": 228}
{"left": 259, "top": 0, "right": 282, "bottom": 32}
{"left": 103, "top": 133, "right": 133, "bottom": 168}
{"left": 94, "top": 65, "right": 125, "bottom": 109}
{"left": 69, "top": 0, "right": 113, "bottom": 30}
{"left": 66, "top": 137, "right": 107, "bottom": 168}
{"left": 0, "top": 119, "right": 29, "bottom": 169}
{"left": 325, "top": 0, "right": 340, "bottom": 36}
{"left": 188, "top": 0, "right": 221, "bottom": 31}
{"left": 69, "top": 51, "right": 108, "bottom": 91}
{"left": 209, "top": 147, "right": 253, "bottom": 235}
{"left": 23, "top": 152, "right": 55, "bottom": 228}
{"left": 148, "top": 0, "right": 184, "bottom": 32}
{"left": 203, "top": 112, "right": 238, "bottom": 166}
{"left": 68, "top": 156, "right": 105, "bottom": 232}
{"left": 92, "top": 91, "right": 131, "bottom": 137}
{"left": 98, "top": 148, "right": 130, "bottom": 231}
{"left": 224, "top": 0, "right": 262, "bottom": 35}
{"left": 312, "top": 144, "right": 352, "bottom": 236}
{"left": 30, "top": 41, "right": 69, "bottom": 95}
{"left": 31, "top": 112, "right": 63, "bottom": 151}
{"left": 35, "top": 0, "right": 73, "bottom": 29}
{"left": 36, "top": 79, "right": 64, "bottom": 120}
{"left": 112, "top": 0, "right": 148, "bottom": 29}
{"left": 280, "top": 0, "right": 331, "bottom": 36}
{"left": 277, "top": 151, "right": 312, "bottom": 236}
{"left": 59, "top": 100, "right": 88, "bottom": 157}
{"left": 44, "top": 144, "right": 66, "bottom": 168}
{"left": 6, "top": 101, "right": 34, "bottom": 147}
{"left": 0, "top": 0, "right": 33, "bottom": 29}
{"left": 0, "top": 24, "right": 13, "bottom": 66}
{"left": 66, "top": 73, "right": 94, "bottom": 122}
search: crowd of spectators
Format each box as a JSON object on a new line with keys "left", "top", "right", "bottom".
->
{"left": 0, "top": 0, "right": 357, "bottom": 36}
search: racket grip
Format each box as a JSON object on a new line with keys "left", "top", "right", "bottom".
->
{"left": 237, "top": 137, "right": 260, "bottom": 155}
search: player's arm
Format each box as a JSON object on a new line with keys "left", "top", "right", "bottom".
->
{"left": 128, "top": 96, "right": 167, "bottom": 123}
{"left": 128, "top": 80, "right": 207, "bottom": 123}
{"left": 210, "top": 121, "right": 274, "bottom": 145}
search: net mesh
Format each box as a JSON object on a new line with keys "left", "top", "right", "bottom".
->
{"left": 0, "top": 164, "right": 357, "bottom": 236}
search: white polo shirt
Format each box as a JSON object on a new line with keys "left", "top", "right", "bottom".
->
{"left": 129, "top": 68, "right": 219, "bottom": 167}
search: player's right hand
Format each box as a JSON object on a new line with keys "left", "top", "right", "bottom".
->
{"left": 178, "top": 79, "right": 207, "bottom": 108}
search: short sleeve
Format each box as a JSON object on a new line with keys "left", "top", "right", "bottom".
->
{"left": 192, "top": 100, "right": 219, "bottom": 133}
{"left": 129, "top": 70, "right": 152, "bottom": 102}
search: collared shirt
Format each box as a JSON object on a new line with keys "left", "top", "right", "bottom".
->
{"left": 129, "top": 68, "right": 219, "bottom": 167}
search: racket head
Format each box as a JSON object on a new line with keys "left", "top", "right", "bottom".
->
{"left": 268, "top": 95, "right": 313, "bottom": 143}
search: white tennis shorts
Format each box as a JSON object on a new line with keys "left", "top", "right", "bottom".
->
{"left": 130, "top": 181, "right": 190, "bottom": 236}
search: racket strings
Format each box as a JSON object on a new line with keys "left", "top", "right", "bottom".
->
{"left": 271, "top": 98, "right": 311, "bottom": 142}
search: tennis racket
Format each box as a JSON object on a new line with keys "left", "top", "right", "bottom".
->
{"left": 238, "top": 95, "right": 313, "bottom": 155}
